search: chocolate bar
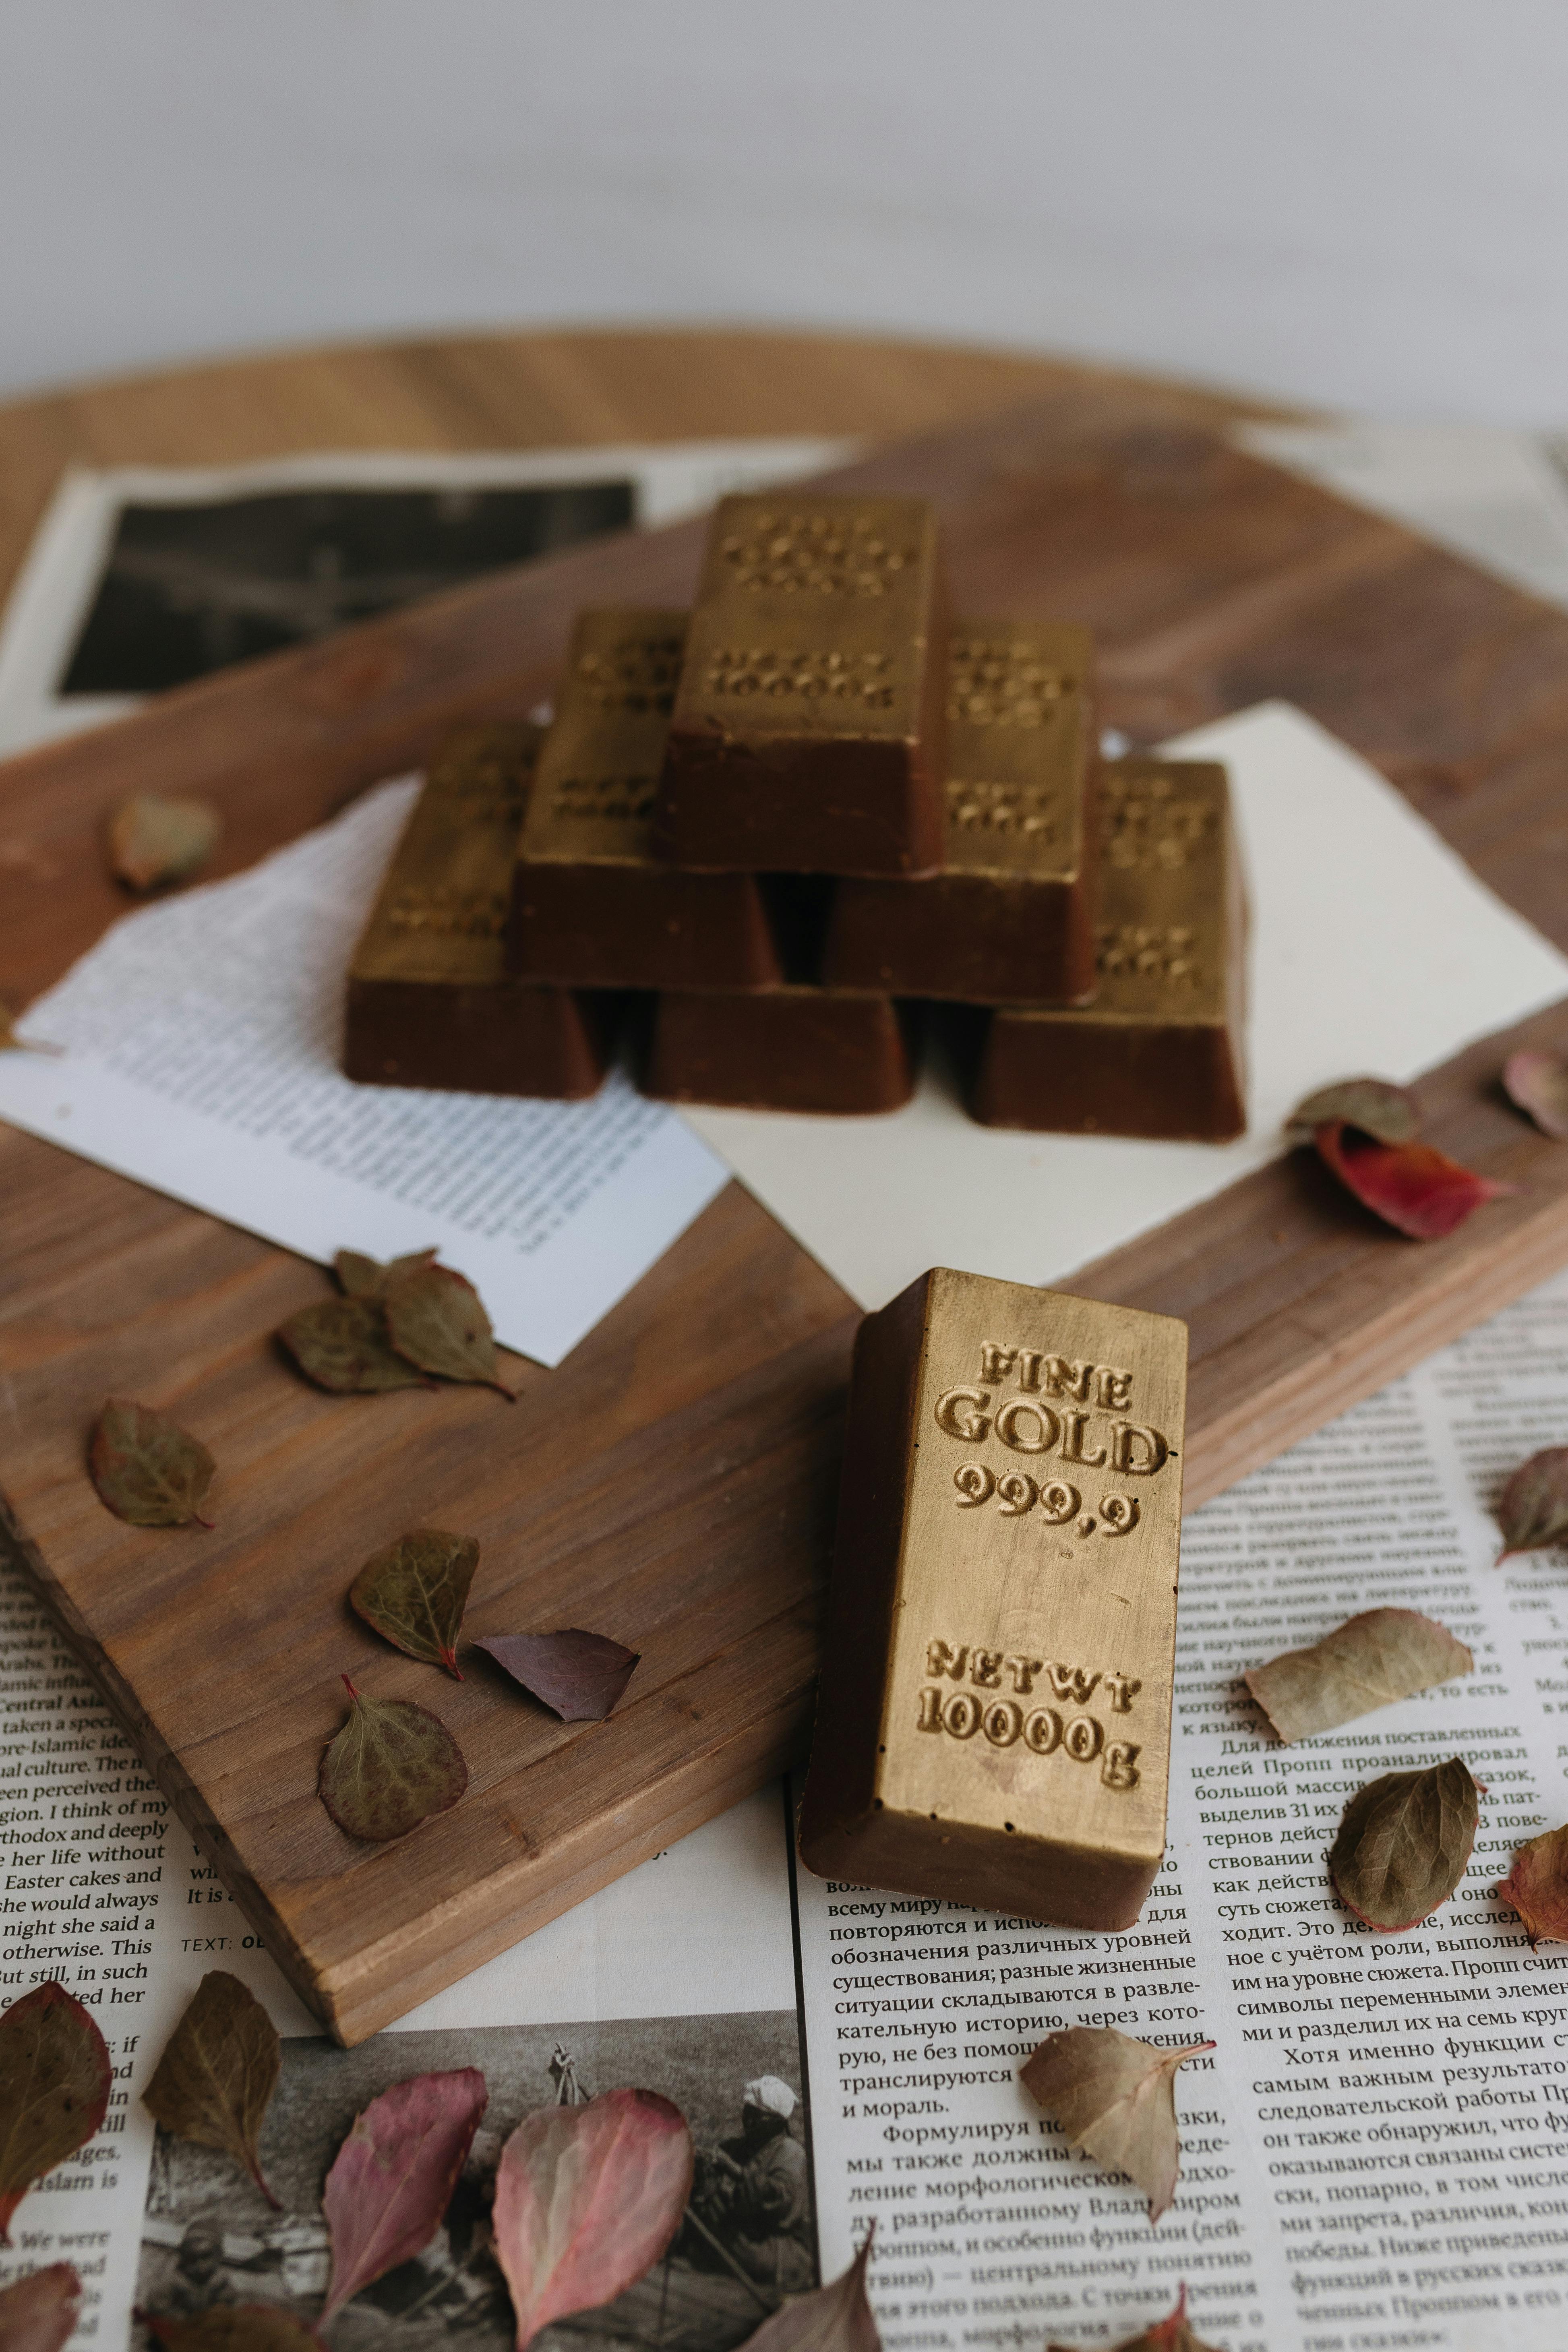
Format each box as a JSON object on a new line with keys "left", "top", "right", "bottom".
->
{"left": 970, "top": 759, "right": 1246, "bottom": 1139}
{"left": 820, "top": 623, "right": 1099, "bottom": 1003}
{"left": 638, "top": 986, "right": 916, "bottom": 1115}
{"left": 797, "top": 1267, "right": 1187, "bottom": 1931}
{"left": 345, "top": 724, "right": 614, "bottom": 1100}
{"left": 655, "top": 494, "right": 949, "bottom": 877}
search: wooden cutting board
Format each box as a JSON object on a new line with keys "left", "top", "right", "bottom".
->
{"left": 6, "top": 381, "right": 1568, "bottom": 2044}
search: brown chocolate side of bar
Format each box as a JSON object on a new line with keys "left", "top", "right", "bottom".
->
{"left": 821, "top": 622, "right": 1100, "bottom": 1002}
{"left": 971, "top": 759, "right": 1247, "bottom": 1139}
{"left": 655, "top": 494, "right": 949, "bottom": 877}
{"left": 798, "top": 1268, "right": 1187, "bottom": 1932}
{"left": 509, "top": 609, "right": 783, "bottom": 990}
{"left": 638, "top": 988, "right": 916, "bottom": 1115}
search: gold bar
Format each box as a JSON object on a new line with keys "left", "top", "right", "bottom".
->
{"left": 821, "top": 621, "right": 1100, "bottom": 1002}
{"left": 798, "top": 1268, "right": 1187, "bottom": 1932}
{"left": 971, "top": 758, "right": 1247, "bottom": 1138}
{"left": 509, "top": 609, "right": 785, "bottom": 990}
{"left": 655, "top": 493, "right": 949, "bottom": 876}
{"left": 346, "top": 724, "right": 614, "bottom": 1100}
{"left": 639, "top": 986, "right": 916, "bottom": 1114}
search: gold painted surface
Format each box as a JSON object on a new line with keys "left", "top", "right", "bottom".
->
{"left": 943, "top": 622, "right": 1094, "bottom": 883}
{"left": 520, "top": 609, "right": 686, "bottom": 869}
{"left": 350, "top": 724, "right": 538, "bottom": 986}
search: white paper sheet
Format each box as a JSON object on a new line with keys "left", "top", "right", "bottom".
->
{"left": 0, "top": 780, "right": 728, "bottom": 1365}
{"left": 680, "top": 702, "right": 1568, "bottom": 1312}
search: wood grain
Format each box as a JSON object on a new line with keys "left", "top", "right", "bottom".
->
{"left": 4, "top": 333, "right": 1568, "bottom": 2040}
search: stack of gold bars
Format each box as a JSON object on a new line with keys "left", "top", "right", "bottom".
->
{"left": 344, "top": 491, "right": 1247, "bottom": 1140}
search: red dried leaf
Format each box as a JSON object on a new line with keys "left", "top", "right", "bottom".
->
{"left": 318, "top": 1678, "right": 468, "bottom": 1843}
{"left": 1314, "top": 1121, "right": 1514, "bottom": 1239}
{"left": 321, "top": 2067, "right": 488, "bottom": 2323}
{"left": 276, "top": 1297, "right": 431, "bottom": 1394}
{"left": 734, "top": 2232, "right": 879, "bottom": 2352}
{"left": 1504, "top": 1049, "right": 1568, "bottom": 1141}
{"left": 1018, "top": 2026, "right": 1212, "bottom": 2222}
{"left": 385, "top": 1264, "right": 515, "bottom": 1398}
{"left": 0, "top": 2263, "right": 82, "bottom": 2352}
{"left": 477, "top": 1631, "right": 640, "bottom": 1722}
{"left": 142, "top": 1971, "right": 280, "bottom": 2206}
{"left": 1329, "top": 1756, "right": 1478, "bottom": 1930}
{"left": 1496, "top": 1445, "right": 1568, "bottom": 1562}
{"left": 1499, "top": 1823, "right": 1568, "bottom": 1947}
{"left": 89, "top": 1399, "right": 215, "bottom": 1528}
{"left": 107, "top": 793, "right": 221, "bottom": 892}
{"left": 145, "top": 2313, "right": 322, "bottom": 2352}
{"left": 492, "top": 2088, "right": 693, "bottom": 2351}
{"left": 1286, "top": 1077, "right": 1419, "bottom": 1144}
{"left": 0, "top": 1982, "right": 112, "bottom": 2244}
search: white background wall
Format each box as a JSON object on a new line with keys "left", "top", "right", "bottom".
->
{"left": 4, "top": 0, "right": 1567, "bottom": 422}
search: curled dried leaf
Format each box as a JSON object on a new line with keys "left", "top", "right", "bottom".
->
{"left": 1049, "top": 2288, "right": 1220, "bottom": 2352}
{"left": 107, "top": 792, "right": 221, "bottom": 893}
{"left": 385, "top": 1264, "right": 515, "bottom": 1398}
{"left": 1496, "top": 1445, "right": 1568, "bottom": 1562}
{"left": 1499, "top": 1822, "right": 1568, "bottom": 1947}
{"left": 142, "top": 1970, "right": 281, "bottom": 2206}
{"left": 1328, "top": 1755, "right": 1478, "bottom": 1931}
{"left": 89, "top": 1399, "right": 215, "bottom": 1529}
{"left": 1314, "top": 1121, "right": 1514, "bottom": 1239}
{"left": 276, "top": 1296, "right": 432, "bottom": 1394}
{"left": 1504, "top": 1049, "right": 1568, "bottom": 1141}
{"left": 477, "top": 1630, "right": 640, "bottom": 1722}
{"left": 351, "top": 1529, "right": 478, "bottom": 1679}
{"left": 492, "top": 2088, "right": 694, "bottom": 2352}
{"left": 1244, "top": 1607, "right": 1473, "bottom": 1744}
{"left": 1018, "top": 2025, "right": 1212, "bottom": 2223}
{"left": 145, "top": 2313, "right": 323, "bottom": 2352}
{"left": 319, "top": 1677, "right": 468, "bottom": 1843}
{"left": 321, "top": 2067, "right": 488, "bottom": 2323}
{"left": 335, "top": 1247, "right": 439, "bottom": 1299}
{"left": 1286, "top": 1076, "right": 1419, "bottom": 1145}
{"left": 0, "top": 2262, "right": 82, "bottom": 2352}
{"left": 0, "top": 1981, "right": 112, "bottom": 2244}
{"left": 735, "top": 2231, "right": 879, "bottom": 2352}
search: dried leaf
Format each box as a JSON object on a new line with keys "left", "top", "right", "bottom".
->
{"left": 142, "top": 1971, "right": 281, "bottom": 2206}
{"left": 492, "top": 2087, "right": 694, "bottom": 2351}
{"left": 1329, "top": 1755, "right": 1478, "bottom": 1931}
{"left": 1504, "top": 1049, "right": 1568, "bottom": 1141}
{"left": 1018, "top": 2025, "right": 1212, "bottom": 2223}
{"left": 335, "top": 1247, "right": 439, "bottom": 1299}
{"left": 107, "top": 793, "right": 221, "bottom": 892}
{"left": 1499, "top": 1822, "right": 1568, "bottom": 1947}
{"left": 0, "top": 1982, "right": 112, "bottom": 2244}
{"left": 1049, "top": 2287, "right": 1220, "bottom": 2352}
{"left": 1314, "top": 1121, "right": 1514, "bottom": 1239}
{"left": 318, "top": 1676, "right": 468, "bottom": 1843}
{"left": 477, "top": 1630, "right": 640, "bottom": 1722}
{"left": 385, "top": 1264, "right": 515, "bottom": 1398}
{"left": 1286, "top": 1076, "right": 1419, "bottom": 1144}
{"left": 1244, "top": 1607, "right": 1473, "bottom": 1744}
{"left": 735, "top": 2233, "right": 879, "bottom": 2352}
{"left": 276, "top": 1297, "right": 431, "bottom": 1394}
{"left": 89, "top": 1399, "right": 215, "bottom": 1529}
{"left": 321, "top": 2066, "right": 488, "bottom": 2323}
{"left": 145, "top": 2313, "right": 322, "bottom": 2352}
{"left": 351, "top": 1529, "right": 479, "bottom": 1679}
{"left": 1496, "top": 1445, "right": 1568, "bottom": 1561}
{"left": 0, "top": 2263, "right": 82, "bottom": 2352}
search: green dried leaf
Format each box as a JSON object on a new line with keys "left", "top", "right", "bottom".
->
{"left": 385, "top": 1263, "right": 515, "bottom": 1398}
{"left": 0, "top": 2263, "right": 83, "bottom": 2352}
{"left": 1329, "top": 1755, "right": 1478, "bottom": 1930}
{"left": 0, "top": 1981, "right": 112, "bottom": 2244}
{"left": 350, "top": 1528, "right": 478, "bottom": 1678}
{"left": 276, "top": 1297, "right": 431, "bottom": 1394}
{"left": 88, "top": 1398, "right": 215, "bottom": 1528}
{"left": 335, "top": 1247, "right": 439, "bottom": 1299}
{"left": 142, "top": 1971, "right": 281, "bottom": 2206}
{"left": 1285, "top": 1076, "right": 1420, "bottom": 1144}
{"left": 319, "top": 1677, "right": 468, "bottom": 1843}
{"left": 107, "top": 793, "right": 221, "bottom": 892}
{"left": 145, "top": 2313, "right": 323, "bottom": 2352}
{"left": 1499, "top": 1822, "right": 1568, "bottom": 1948}
{"left": 1504, "top": 1049, "right": 1568, "bottom": 1141}
{"left": 1496, "top": 1445, "right": 1568, "bottom": 1561}
{"left": 1244, "top": 1607, "right": 1473, "bottom": 1744}
{"left": 1018, "top": 2025, "right": 1212, "bottom": 2222}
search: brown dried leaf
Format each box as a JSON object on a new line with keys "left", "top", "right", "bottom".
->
{"left": 107, "top": 793, "right": 221, "bottom": 892}
{"left": 1499, "top": 1822, "right": 1568, "bottom": 1947}
{"left": 350, "top": 1529, "right": 478, "bottom": 1679}
{"left": 1018, "top": 2025, "right": 1212, "bottom": 2222}
{"left": 335, "top": 1247, "right": 439, "bottom": 1299}
{"left": 145, "top": 2313, "right": 322, "bottom": 2352}
{"left": 0, "top": 2263, "right": 81, "bottom": 2352}
{"left": 1329, "top": 1755, "right": 1478, "bottom": 1931}
{"left": 1244, "top": 1607, "right": 1473, "bottom": 1744}
{"left": 88, "top": 1399, "right": 215, "bottom": 1528}
{"left": 734, "top": 2232, "right": 879, "bottom": 2352}
{"left": 1504, "top": 1049, "right": 1568, "bottom": 1141}
{"left": 385, "top": 1263, "right": 515, "bottom": 1398}
{"left": 142, "top": 1971, "right": 281, "bottom": 2206}
{"left": 1496, "top": 1445, "right": 1568, "bottom": 1562}
{"left": 276, "top": 1297, "right": 431, "bottom": 1394}
{"left": 318, "top": 1677, "right": 468, "bottom": 1843}
{"left": 1286, "top": 1076, "right": 1420, "bottom": 1144}
{"left": 476, "top": 1630, "right": 640, "bottom": 1722}
{"left": 0, "top": 1982, "right": 112, "bottom": 2244}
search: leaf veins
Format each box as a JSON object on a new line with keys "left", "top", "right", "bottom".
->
{"left": 1018, "top": 2025, "right": 1212, "bottom": 2223}
{"left": 0, "top": 1982, "right": 112, "bottom": 2244}
{"left": 321, "top": 2067, "right": 488, "bottom": 2323}
{"left": 1244, "top": 1607, "right": 1473, "bottom": 1744}
{"left": 1314, "top": 1122, "right": 1514, "bottom": 1239}
{"left": 142, "top": 1971, "right": 281, "bottom": 2206}
{"left": 0, "top": 2262, "right": 82, "bottom": 2352}
{"left": 1329, "top": 1755, "right": 1478, "bottom": 1931}
{"left": 1503, "top": 1049, "right": 1568, "bottom": 1142}
{"left": 1499, "top": 1823, "right": 1568, "bottom": 1948}
{"left": 351, "top": 1530, "right": 479, "bottom": 1679}
{"left": 89, "top": 1399, "right": 215, "bottom": 1529}
{"left": 277, "top": 1297, "right": 431, "bottom": 1394}
{"left": 476, "top": 1630, "right": 640, "bottom": 1722}
{"left": 318, "top": 1678, "right": 468, "bottom": 1843}
{"left": 1495, "top": 1445, "right": 1568, "bottom": 1562}
{"left": 385, "top": 1264, "right": 515, "bottom": 1398}
{"left": 107, "top": 793, "right": 221, "bottom": 893}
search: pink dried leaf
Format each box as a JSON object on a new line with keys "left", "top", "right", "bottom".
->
{"left": 1314, "top": 1120, "right": 1515, "bottom": 1240}
{"left": 476, "top": 1631, "right": 640, "bottom": 1723}
{"left": 320, "top": 2066, "right": 488, "bottom": 2323}
{"left": 1504, "top": 1049, "right": 1568, "bottom": 1142}
{"left": 0, "top": 2263, "right": 82, "bottom": 2352}
{"left": 1018, "top": 2026, "right": 1212, "bottom": 2223}
{"left": 1499, "top": 1823, "right": 1568, "bottom": 1947}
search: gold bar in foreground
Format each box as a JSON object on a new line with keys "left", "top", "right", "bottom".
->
{"left": 798, "top": 1268, "right": 1187, "bottom": 1931}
